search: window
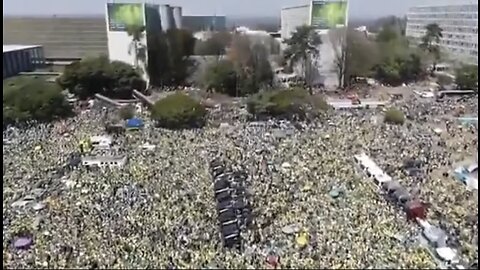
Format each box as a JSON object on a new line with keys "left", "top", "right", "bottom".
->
{"left": 17, "top": 52, "right": 23, "bottom": 71}
{"left": 20, "top": 52, "right": 27, "bottom": 70}
{"left": 5, "top": 53, "right": 12, "bottom": 76}
{"left": 12, "top": 52, "right": 19, "bottom": 73}
{"left": 3, "top": 57, "right": 8, "bottom": 77}
{"left": 31, "top": 49, "right": 37, "bottom": 65}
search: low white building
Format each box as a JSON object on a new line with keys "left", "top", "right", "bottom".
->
{"left": 3, "top": 45, "right": 45, "bottom": 78}
{"left": 81, "top": 155, "right": 128, "bottom": 168}
{"left": 90, "top": 135, "right": 113, "bottom": 150}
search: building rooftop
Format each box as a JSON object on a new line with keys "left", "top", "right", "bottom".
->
{"left": 81, "top": 155, "right": 127, "bottom": 163}
{"left": 281, "top": 4, "right": 309, "bottom": 11}
{"left": 412, "top": 0, "right": 477, "bottom": 7}
{"left": 182, "top": 15, "right": 226, "bottom": 17}
{"left": 3, "top": 44, "right": 42, "bottom": 53}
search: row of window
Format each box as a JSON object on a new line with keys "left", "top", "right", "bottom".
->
{"left": 30, "top": 48, "right": 45, "bottom": 65}
{"left": 408, "top": 13, "right": 478, "bottom": 20}
{"left": 410, "top": 5, "right": 478, "bottom": 13}
{"left": 407, "top": 24, "right": 478, "bottom": 35}
{"left": 407, "top": 25, "right": 478, "bottom": 39}
{"left": 441, "top": 39, "right": 478, "bottom": 49}
{"left": 408, "top": 34, "right": 478, "bottom": 49}
{"left": 444, "top": 33, "right": 478, "bottom": 42}
{"left": 442, "top": 26, "right": 478, "bottom": 34}
{"left": 4, "top": 51, "right": 31, "bottom": 78}
{"left": 445, "top": 46, "right": 478, "bottom": 57}
{"left": 411, "top": 35, "right": 478, "bottom": 55}
{"left": 408, "top": 35, "right": 478, "bottom": 50}
{"left": 407, "top": 19, "right": 478, "bottom": 27}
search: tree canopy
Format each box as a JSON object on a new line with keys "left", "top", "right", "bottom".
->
{"left": 376, "top": 24, "right": 401, "bottom": 43}
{"left": 194, "top": 32, "right": 232, "bottom": 56}
{"left": 247, "top": 88, "right": 330, "bottom": 121}
{"left": 384, "top": 108, "right": 405, "bottom": 125}
{"left": 455, "top": 64, "right": 478, "bottom": 90}
{"left": 283, "top": 25, "right": 322, "bottom": 86}
{"left": 419, "top": 23, "right": 443, "bottom": 72}
{"left": 200, "top": 34, "right": 273, "bottom": 97}
{"left": 202, "top": 60, "right": 238, "bottom": 96}
{"left": 344, "top": 29, "right": 379, "bottom": 83}
{"left": 4, "top": 76, "right": 73, "bottom": 127}
{"left": 56, "top": 56, "right": 146, "bottom": 100}
{"left": 150, "top": 93, "right": 206, "bottom": 129}
{"left": 147, "top": 29, "right": 197, "bottom": 87}
{"left": 343, "top": 22, "right": 426, "bottom": 87}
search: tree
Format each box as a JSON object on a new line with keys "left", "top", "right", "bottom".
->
{"left": 202, "top": 60, "right": 238, "bottom": 95}
{"left": 226, "top": 34, "right": 273, "bottom": 96}
{"left": 398, "top": 53, "right": 424, "bottom": 82}
{"left": 247, "top": 88, "right": 330, "bottom": 120}
{"left": 57, "top": 56, "right": 146, "bottom": 100}
{"left": 283, "top": 25, "right": 322, "bottom": 89}
{"left": 195, "top": 38, "right": 226, "bottom": 56}
{"left": 4, "top": 76, "right": 73, "bottom": 126}
{"left": 373, "top": 54, "right": 424, "bottom": 86}
{"left": 344, "top": 29, "right": 380, "bottom": 86}
{"left": 150, "top": 93, "right": 206, "bottom": 129}
{"left": 250, "top": 43, "right": 274, "bottom": 89}
{"left": 368, "top": 16, "right": 406, "bottom": 35}
{"left": 376, "top": 25, "right": 400, "bottom": 43}
{"left": 384, "top": 108, "right": 405, "bottom": 125}
{"left": 419, "top": 23, "right": 443, "bottom": 74}
{"left": 126, "top": 24, "right": 146, "bottom": 69}
{"left": 371, "top": 21, "right": 426, "bottom": 86}
{"left": 147, "top": 29, "right": 197, "bottom": 87}
{"left": 329, "top": 27, "right": 347, "bottom": 88}
{"left": 455, "top": 64, "right": 478, "bottom": 90}
{"left": 194, "top": 31, "right": 232, "bottom": 56}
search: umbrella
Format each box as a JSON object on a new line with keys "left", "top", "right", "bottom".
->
{"left": 13, "top": 236, "right": 33, "bottom": 249}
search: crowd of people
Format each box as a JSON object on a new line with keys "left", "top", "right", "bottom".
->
{"left": 3, "top": 92, "right": 477, "bottom": 269}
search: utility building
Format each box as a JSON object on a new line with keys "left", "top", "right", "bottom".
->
{"left": 3, "top": 45, "right": 45, "bottom": 78}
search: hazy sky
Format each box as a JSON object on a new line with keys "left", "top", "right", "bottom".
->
{"left": 3, "top": 0, "right": 420, "bottom": 18}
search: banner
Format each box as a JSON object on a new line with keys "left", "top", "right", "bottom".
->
{"left": 311, "top": 0, "right": 348, "bottom": 29}
{"left": 107, "top": 3, "right": 144, "bottom": 32}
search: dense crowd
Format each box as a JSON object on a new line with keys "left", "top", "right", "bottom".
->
{"left": 3, "top": 94, "right": 477, "bottom": 269}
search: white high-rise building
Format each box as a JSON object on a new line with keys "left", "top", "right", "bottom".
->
{"left": 280, "top": 0, "right": 349, "bottom": 89}
{"left": 405, "top": 0, "right": 478, "bottom": 65}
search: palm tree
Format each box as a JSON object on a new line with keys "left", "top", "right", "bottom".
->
{"left": 126, "top": 24, "right": 146, "bottom": 69}
{"left": 419, "top": 23, "right": 443, "bottom": 75}
{"left": 283, "top": 25, "right": 322, "bottom": 91}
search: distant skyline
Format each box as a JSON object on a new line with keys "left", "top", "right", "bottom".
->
{"left": 3, "top": 0, "right": 423, "bottom": 19}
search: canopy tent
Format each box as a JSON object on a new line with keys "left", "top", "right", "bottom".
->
{"left": 125, "top": 118, "right": 144, "bottom": 129}
{"left": 405, "top": 200, "right": 426, "bottom": 221}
